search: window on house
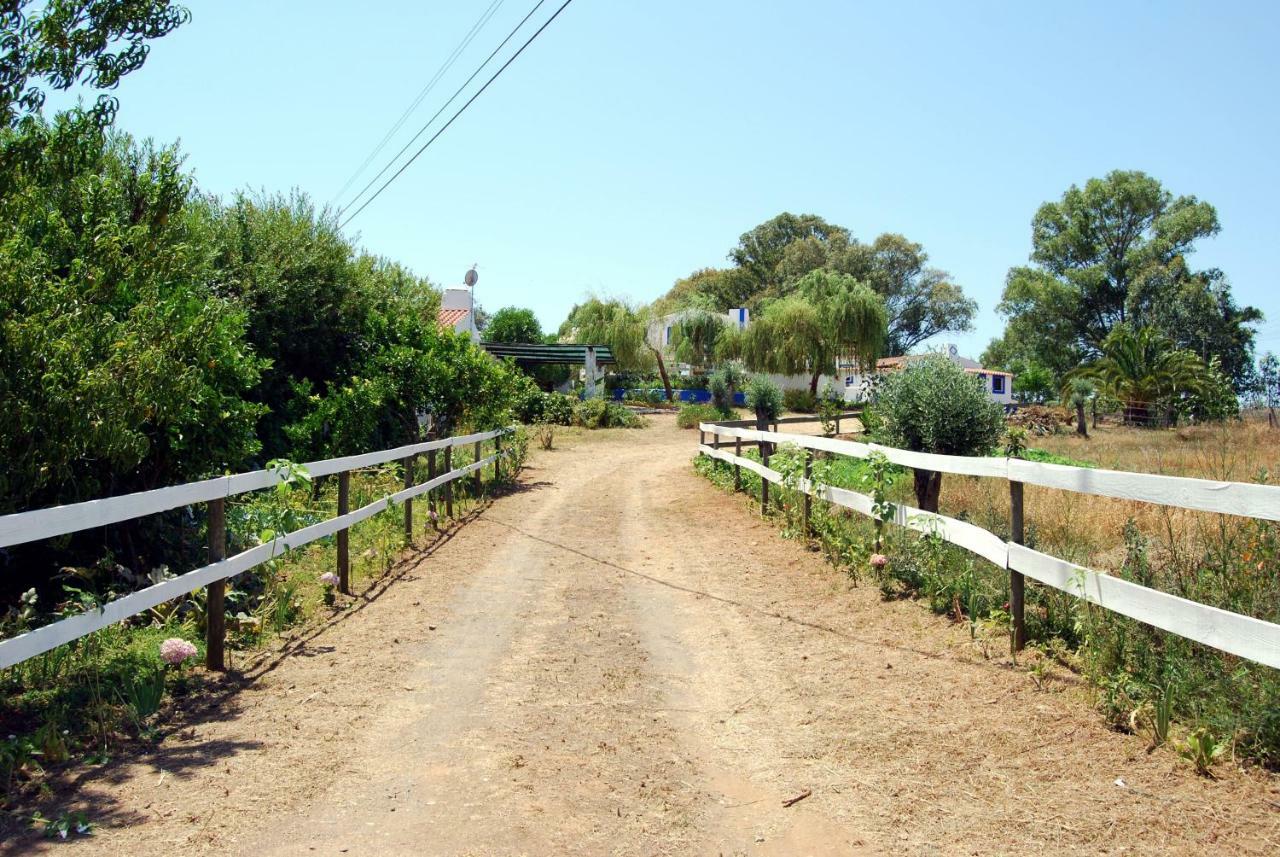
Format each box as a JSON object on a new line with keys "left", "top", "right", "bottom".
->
{"left": 992, "top": 375, "right": 1005, "bottom": 395}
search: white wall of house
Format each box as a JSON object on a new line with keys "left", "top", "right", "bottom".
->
{"left": 441, "top": 286, "right": 479, "bottom": 341}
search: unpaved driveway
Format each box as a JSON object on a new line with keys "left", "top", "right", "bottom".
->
{"left": 19, "top": 415, "right": 1280, "bottom": 855}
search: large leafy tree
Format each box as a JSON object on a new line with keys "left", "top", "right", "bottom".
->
{"left": 664, "top": 213, "right": 975, "bottom": 354}
{"left": 987, "top": 171, "right": 1260, "bottom": 387}
{"left": 0, "top": 0, "right": 189, "bottom": 127}
{"left": 0, "top": 114, "right": 265, "bottom": 515}
{"left": 485, "top": 306, "right": 543, "bottom": 343}
{"left": 726, "top": 270, "right": 886, "bottom": 394}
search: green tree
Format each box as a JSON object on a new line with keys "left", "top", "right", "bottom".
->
{"left": 0, "top": 114, "right": 264, "bottom": 514}
{"left": 670, "top": 308, "right": 726, "bottom": 371}
{"left": 665, "top": 213, "right": 975, "bottom": 354}
{"left": 0, "top": 0, "right": 190, "bottom": 126}
{"left": 560, "top": 297, "right": 673, "bottom": 400}
{"left": 869, "top": 355, "right": 1005, "bottom": 512}
{"left": 990, "top": 171, "right": 1260, "bottom": 388}
{"left": 1068, "top": 325, "right": 1210, "bottom": 426}
{"left": 484, "top": 306, "right": 543, "bottom": 343}
{"left": 727, "top": 270, "right": 886, "bottom": 395}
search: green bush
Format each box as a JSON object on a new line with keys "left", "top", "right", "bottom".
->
{"left": 542, "top": 393, "right": 576, "bottom": 426}
{"left": 745, "top": 375, "right": 784, "bottom": 420}
{"left": 677, "top": 403, "right": 721, "bottom": 429}
{"left": 708, "top": 364, "right": 746, "bottom": 415}
{"left": 782, "top": 388, "right": 817, "bottom": 413}
{"left": 572, "top": 398, "right": 640, "bottom": 429}
{"left": 869, "top": 355, "right": 1005, "bottom": 511}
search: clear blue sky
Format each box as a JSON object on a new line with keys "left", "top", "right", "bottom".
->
{"left": 67, "top": 0, "right": 1280, "bottom": 357}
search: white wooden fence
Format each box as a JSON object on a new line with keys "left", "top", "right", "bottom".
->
{"left": 0, "top": 428, "right": 515, "bottom": 671}
{"left": 699, "top": 422, "right": 1280, "bottom": 670}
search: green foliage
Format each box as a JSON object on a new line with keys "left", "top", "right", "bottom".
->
{"left": 0, "top": 115, "right": 266, "bottom": 513}
{"left": 676, "top": 403, "right": 720, "bottom": 429}
{"left": 0, "top": 1, "right": 190, "bottom": 126}
{"left": 572, "top": 398, "right": 640, "bottom": 430}
{"left": 1180, "top": 728, "right": 1227, "bottom": 776}
{"left": 707, "top": 363, "right": 745, "bottom": 414}
{"left": 484, "top": 306, "right": 543, "bottom": 343}
{"left": 870, "top": 355, "right": 1005, "bottom": 457}
{"left": 744, "top": 375, "right": 783, "bottom": 421}
{"left": 989, "top": 170, "right": 1260, "bottom": 389}
{"left": 728, "top": 270, "right": 886, "bottom": 394}
{"left": 670, "top": 213, "right": 975, "bottom": 355}
{"left": 1068, "top": 325, "right": 1215, "bottom": 426}
{"left": 782, "top": 388, "right": 817, "bottom": 413}
{"left": 669, "top": 308, "right": 726, "bottom": 370}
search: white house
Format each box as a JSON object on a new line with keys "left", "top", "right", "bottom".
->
{"left": 647, "top": 307, "right": 750, "bottom": 354}
{"left": 437, "top": 284, "right": 480, "bottom": 342}
{"left": 843, "top": 345, "right": 1014, "bottom": 405}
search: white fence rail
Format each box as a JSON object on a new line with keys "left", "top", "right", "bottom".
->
{"left": 0, "top": 428, "right": 514, "bottom": 671}
{"left": 699, "top": 423, "right": 1280, "bottom": 670}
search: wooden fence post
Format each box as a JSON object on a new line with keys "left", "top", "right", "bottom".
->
{"left": 734, "top": 436, "right": 742, "bottom": 492}
{"left": 473, "top": 440, "right": 482, "bottom": 497}
{"left": 427, "top": 448, "right": 438, "bottom": 522}
{"left": 802, "top": 448, "right": 813, "bottom": 538}
{"left": 699, "top": 429, "right": 705, "bottom": 447}
{"left": 444, "top": 445, "right": 454, "bottom": 519}
{"left": 1010, "top": 480, "right": 1026, "bottom": 652}
{"left": 337, "top": 471, "right": 351, "bottom": 594}
{"left": 835, "top": 414, "right": 840, "bottom": 436}
{"left": 403, "top": 454, "right": 415, "bottom": 544}
{"left": 205, "top": 498, "right": 226, "bottom": 671}
{"left": 756, "top": 411, "right": 770, "bottom": 515}
{"left": 495, "top": 433, "right": 503, "bottom": 483}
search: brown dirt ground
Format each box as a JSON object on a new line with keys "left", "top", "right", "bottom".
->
{"left": 9, "top": 414, "right": 1280, "bottom": 855}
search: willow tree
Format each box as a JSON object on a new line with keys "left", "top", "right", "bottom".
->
{"left": 670, "top": 308, "right": 726, "bottom": 371}
{"left": 731, "top": 270, "right": 886, "bottom": 394}
{"left": 559, "top": 297, "right": 674, "bottom": 400}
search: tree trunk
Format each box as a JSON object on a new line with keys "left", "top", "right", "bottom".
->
{"left": 1075, "top": 402, "right": 1088, "bottom": 437}
{"left": 809, "top": 370, "right": 821, "bottom": 396}
{"left": 912, "top": 469, "right": 943, "bottom": 513}
{"left": 1092, "top": 396, "right": 1099, "bottom": 428}
{"left": 652, "top": 349, "right": 674, "bottom": 402}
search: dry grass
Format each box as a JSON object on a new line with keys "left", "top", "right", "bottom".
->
{"left": 941, "top": 416, "right": 1280, "bottom": 580}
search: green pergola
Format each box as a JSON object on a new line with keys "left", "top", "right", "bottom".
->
{"left": 480, "top": 342, "right": 616, "bottom": 395}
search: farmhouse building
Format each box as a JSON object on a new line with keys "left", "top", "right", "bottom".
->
{"left": 844, "top": 346, "right": 1013, "bottom": 404}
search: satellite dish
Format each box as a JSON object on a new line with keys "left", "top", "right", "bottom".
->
{"left": 464, "top": 267, "right": 478, "bottom": 287}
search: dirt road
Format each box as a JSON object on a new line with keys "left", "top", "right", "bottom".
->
{"left": 23, "top": 415, "right": 1280, "bottom": 855}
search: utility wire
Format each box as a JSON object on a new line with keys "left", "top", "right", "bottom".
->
{"left": 339, "top": 0, "right": 568, "bottom": 226}
{"left": 331, "top": 0, "right": 507, "bottom": 206}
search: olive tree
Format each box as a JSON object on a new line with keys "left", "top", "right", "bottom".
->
{"left": 869, "top": 355, "right": 1005, "bottom": 512}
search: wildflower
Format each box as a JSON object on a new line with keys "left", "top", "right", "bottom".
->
{"left": 869, "top": 553, "right": 889, "bottom": 569}
{"left": 319, "top": 571, "right": 340, "bottom": 587}
{"left": 159, "top": 637, "right": 198, "bottom": 665}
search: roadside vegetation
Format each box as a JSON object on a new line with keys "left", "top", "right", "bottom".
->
{"left": 696, "top": 360, "right": 1280, "bottom": 773}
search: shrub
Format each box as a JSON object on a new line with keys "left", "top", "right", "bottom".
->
{"left": 573, "top": 398, "right": 640, "bottom": 429}
{"left": 540, "top": 392, "right": 576, "bottom": 426}
{"left": 708, "top": 364, "right": 746, "bottom": 415}
{"left": 783, "top": 388, "right": 817, "bottom": 413}
{"left": 745, "top": 375, "right": 784, "bottom": 421}
{"left": 869, "top": 355, "right": 1005, "bottom": 511}
{"left": 676, "top": 403, "right": 720, "bottom": 429}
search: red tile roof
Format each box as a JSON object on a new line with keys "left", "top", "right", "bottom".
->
{"left": 437, "top": 308, "right": 470, "bottom": 330}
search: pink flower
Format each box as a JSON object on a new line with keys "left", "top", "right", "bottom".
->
{"left": 159, "top": 637, "right": 198, "bottom": 665}
{"left": 319, "top": 572, "right": 340, "bottom": 587}
{"left": 429, "top": 509, "right": 439, "bottom": 521}
{"left": 869, "top": 553, "right": 889, "bottom": 568}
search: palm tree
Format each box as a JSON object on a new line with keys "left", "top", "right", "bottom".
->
{"left": 1069, "top": 325, "right": 1208, "bottom": 426}
{"left": 731, "top": 270, "right": 886, "bottom": 394}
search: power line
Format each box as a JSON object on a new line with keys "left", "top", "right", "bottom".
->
{"left": 337, "top": 0, "right": 551, "bottom": 221}
{"left": 339, "top": 0, "right": 570, "bottom": 227}
{"left": 331, "top": 0, "right": 507, "bottom": 206}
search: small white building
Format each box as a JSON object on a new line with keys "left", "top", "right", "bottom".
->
{"left": 647, "top": 307, "right": 749, "bottom": 354}
{"left": 437, "top": 283, "right": 480, "bottom": 342}
{"left": 842, "top": 345, "right": 1013, "bottom": 404}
